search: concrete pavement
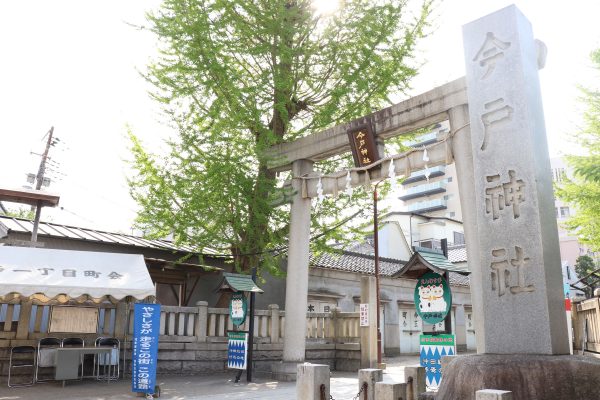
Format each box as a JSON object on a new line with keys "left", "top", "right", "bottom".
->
{"left": 0, "top": 355, "right": 421, "bottom": 400}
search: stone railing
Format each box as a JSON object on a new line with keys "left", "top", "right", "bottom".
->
{"left": 0, "top": 301, "right": 359, "bottom": 344}
{"left": 573, "top": 296, "right": 600, "bottom": 353}
{"left": 124, "top": 303, "right": 359, "bottom": 344}
{"left": 0, "top": 301, "right": 363, "bottom": 376}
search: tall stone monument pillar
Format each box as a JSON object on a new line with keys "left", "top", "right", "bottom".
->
{"left": 462, "top": 5, "right": 568, "bottom": 354}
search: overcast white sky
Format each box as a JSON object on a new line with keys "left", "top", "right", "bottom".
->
{"left": 1, "top": 0, "right": 599, "bottom": 233}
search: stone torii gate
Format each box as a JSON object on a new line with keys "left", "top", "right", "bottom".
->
{"left": 269, "top": 5, "right": 571, "bottom": 386}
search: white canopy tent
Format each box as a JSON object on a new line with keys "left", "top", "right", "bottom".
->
{"left": 0, "top": 246, "right": 156, "bottom": 302}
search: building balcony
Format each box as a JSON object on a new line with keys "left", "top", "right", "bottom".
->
{"left": 399, "top": 181, "right": 447, "bottom": 201}
{"left": 402, "top": 166, "right": 446, "bottom": 185}
{"left": 406, "top": 199, "right": 448, "bottom": 214}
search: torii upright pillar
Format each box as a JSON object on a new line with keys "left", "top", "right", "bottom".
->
{"left": 274, "top": 159, "right": 313, "bottom": 381}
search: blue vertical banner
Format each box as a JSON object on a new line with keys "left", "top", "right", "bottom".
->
{"left": 420, "top": 334, "right": 456, "bottom": 389}
{"left": 227, "top": 331, "right": 248, "bottom": 370}
{"left": 132, "top": 303, "right": 161, "bottom": 394}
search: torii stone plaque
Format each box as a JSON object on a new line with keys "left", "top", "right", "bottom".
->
{"left": 462, "top": 4, "right": 569, "bottom": 355}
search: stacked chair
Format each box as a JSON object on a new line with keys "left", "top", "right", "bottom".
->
{"left": 61, "top": 337, "right": 85, "bottom": 380}
{"left": 95, "top": 337, "right": 120, "bottom": 381}
{"left": 8, "top": 345, "right": 36, "bottom": 387}
{"left": 7, "top": 336, "right": 122, "bottom": 387}
{"left": 34, "top": 337, "right": 61, "bottom": 383}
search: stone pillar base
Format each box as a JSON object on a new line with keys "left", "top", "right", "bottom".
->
{"left": 431, "top": 354, "right": 600, "bottom": 400}
{"left": 271, "top": 361, "right": 301, "bottom": 382}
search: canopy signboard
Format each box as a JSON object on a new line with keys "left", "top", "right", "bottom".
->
{"left": 0, "top": 246, "right": 155, "bottom": 301}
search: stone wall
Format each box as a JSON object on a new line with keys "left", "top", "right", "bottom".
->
{"left": 0, "top": 339, "right": 361, "bottom": 379}
{"left": 150, "top": 341, "right": 360, "bottom": 375}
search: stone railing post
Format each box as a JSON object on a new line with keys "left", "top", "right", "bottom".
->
{"left": 269, "top": 304, "right": 280, "bottom": 344}
{"left": 296, "top": 363, "right": 330, "bottom": 400}
{"left": 375, "top": 382, "right": 407, "bottom": 400}
{"left": 358, "top": 368, "right": 382, "bottom": 400}
{"left": 404, "top": 366, "right": 426, "bottom": 400}
{"left": 195, "top": 301, "right": 208, "bottom": 342}
{"left": 332, "top": 307, "right": 342, "bottom": 343}
{"left": 476, "top": 390, "right": 513, "bottom": 399}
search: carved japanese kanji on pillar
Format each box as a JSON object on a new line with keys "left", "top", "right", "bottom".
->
{"left": 462, "top": 5, "right": 569, "bottom": 354}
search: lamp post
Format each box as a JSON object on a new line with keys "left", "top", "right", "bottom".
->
{"left": 373, "top": 180, "right": 383, "bottom": 367}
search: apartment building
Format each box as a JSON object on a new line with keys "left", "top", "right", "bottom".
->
{"left": 399, "top": 122, "right": 462, "bottom": 221}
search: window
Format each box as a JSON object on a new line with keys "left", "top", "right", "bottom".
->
{"left": 560, "top": 207, "right": 570, "bottom": 218}
{"left": 446, "top": 211, "right": 456, "bottom": 218}
{"left": 566, "top": 266, "right": 571, "bottom": 280}
{"left": 552, "top": 168, "right": 566, "bottom": 182}
{"left": 555, "top": 207, "right": 559, "bottom": 218}
{"left": 419, "top": 240, "right": 434, "bottom": 249}
{"left": 447, "top": 177, "right": 453, "bottom": 183}
{"left": 453, "top": 231, "right": 465, "bottom": 245}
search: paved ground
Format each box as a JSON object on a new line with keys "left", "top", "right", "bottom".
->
{"left": 0, "top": 355, "right": 421, "bottom": 400}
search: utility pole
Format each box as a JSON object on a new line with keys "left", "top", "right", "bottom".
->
{"left": 31, "top": 126, "right": 54, "bottom": 242}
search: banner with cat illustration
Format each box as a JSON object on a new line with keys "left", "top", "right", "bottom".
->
{"left": 414, "top": 271, "right": 452, "bottom": 324}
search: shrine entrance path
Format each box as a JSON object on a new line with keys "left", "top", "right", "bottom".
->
{"left": 1, "top": 355, "right": 427, "bottom": 399}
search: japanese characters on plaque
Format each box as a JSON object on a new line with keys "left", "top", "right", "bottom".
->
{"left": 359, "top": 303, "right": 369, "bottom": 327}
{"left": 347, "top": 123, "right": 380, "bottom": 168}
{"left": 132, "top": 303, "right": 160, "bottom": 395}
{"left": 469, "top": 28, "right": 538, "bottom": 298}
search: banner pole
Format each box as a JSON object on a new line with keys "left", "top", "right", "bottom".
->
{"left": 246, "top": 267, "right": 257, "bottom": 382}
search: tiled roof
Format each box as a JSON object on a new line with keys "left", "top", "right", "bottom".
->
{"left": 310, "top": 251, "right": 406, "bottom": 276}
{"left": 0, "top": 215, "right": 219, "bottom": 256}
{"left": 415, "top": 247, "right": 469, "bottom": 274}
{"left": 448, "top": 272, "right": 469, "bottom": 287}
{"left": 448, "top": 245, "right": 467, "bottom": 262}
{"left": 310, "top": 247, "right": 469, "bottom": 287}
{"left": 220, "top": 272, "right": 264, "bottom": 293}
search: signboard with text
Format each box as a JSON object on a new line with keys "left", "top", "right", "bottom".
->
{"left": 347, "top": 123, "right": 380, "bottom": 167}
{"left": 420, "top": 334, "right": 455, "bottom": 389}
{"left": 359, "top": 303, "right": 369, "bottom": 327}
{"left": 132, "top": 303, "right": 160, "bottom": 395}
{"left": 229, "top": 292, "right": 248, "bottom": 326}
{"left": 227, "top": 331, "right": 248, "bottom": 370}
{"left": 414, "top": 271, "right": 452, "bottom": 325}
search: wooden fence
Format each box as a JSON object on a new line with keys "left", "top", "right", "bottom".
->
{"left": 0, "top": 301, "right": 360, "bottom": 344}
{"left": 573, "top": 296, "right": 600, "bottom": 353}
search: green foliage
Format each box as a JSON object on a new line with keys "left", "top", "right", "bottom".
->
{"left": 129, "top": 0, "right": 433, "bottom": 275}
{"left": 1, "top": 206, "right": 35, "bottom": 220}
{"left": 556, "top": 48, "right": 600, "bottom": 252}
{"left": 574, "top": 255, "right": 598, "bottom": 296}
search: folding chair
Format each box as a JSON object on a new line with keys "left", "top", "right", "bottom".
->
{"left": 95, "top": 337, "right": 120, "bottom": 381}
{"left": 61, "top": 337, "right": 85, "bottom": 379}
{"left": 35, "top": 337, "right": 61, "bottom": 383}
{"left": 8, "top": 345, "right": 36, "bottom": 388}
